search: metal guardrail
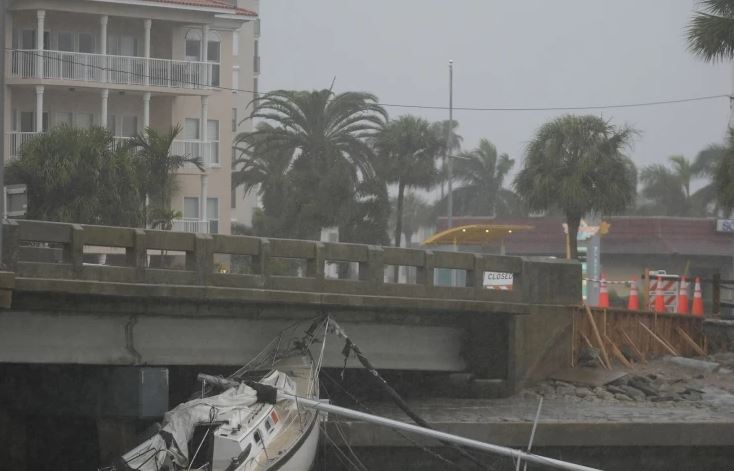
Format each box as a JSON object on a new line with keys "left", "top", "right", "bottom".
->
{"left": 0, "top": 220, "right": 581, "bottom": 305}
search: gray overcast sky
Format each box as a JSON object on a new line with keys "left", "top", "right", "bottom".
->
{"left": 259, "top": 0, "right": 730, "bottom": 182}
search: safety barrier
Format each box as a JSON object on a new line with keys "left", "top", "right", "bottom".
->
{"left": 1, "top": 220, "right": 581, "bottom": 305}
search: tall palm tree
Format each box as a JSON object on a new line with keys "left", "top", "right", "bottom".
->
{"left": 129, "top": 125, "right": 204, "bottom": 224}
{"left": 715, "top": 129, "right": 734, "bottom": 212}
{"left": 430, "top": 120, "right": 463, "bottom": 199}
{"left": 514, "top": 115, "right": 637, "bottom": 259}
{"left": 688, "top": 0, "right": 734, "bottom": 61}
{"left": 374, "top": 116, "right": 440, "bottom": 247}
{"left": 691, "top": 143, "right": 727, "bottom": 214}
{"left": 392, "top": 192, "right": 433, "bottom": 247}
{"left": 243, "top": 89, "right": 387, "bottom": 238}
{"left": 233, "top": 123, "right": 294, "bottom": 218}
{"left": 444, "top": 138, "right": 523, "bottom": 217}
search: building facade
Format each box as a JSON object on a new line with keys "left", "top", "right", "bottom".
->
{"left": 2, "top": 0, "right": 260, "bottom": 234}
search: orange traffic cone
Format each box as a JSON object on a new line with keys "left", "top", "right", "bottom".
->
{"left": 654, "top": 275, "right": 665, "bottom": 313}
{"left": 677, "top": 276, "right": 689, "bottom": 314}
{"left": 691, "top": 277, "right": 704, "bottom": 317}
{"left": 598, "top": 273, "right": 609, "bottom": 308}
{"left": 627, "top": 278, "right": 640, "bottom": 311}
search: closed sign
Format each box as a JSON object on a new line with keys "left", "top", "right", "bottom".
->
{"left": 483, "top": 272, "right": 513, "bottom": 290}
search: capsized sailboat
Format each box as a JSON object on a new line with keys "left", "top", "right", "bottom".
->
{"left": 106, "top": 318, "right": 328, "bottom": 471}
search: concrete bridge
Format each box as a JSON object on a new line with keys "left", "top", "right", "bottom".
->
{"left": 0, "top": 219, "right": 580, "bottom": 393}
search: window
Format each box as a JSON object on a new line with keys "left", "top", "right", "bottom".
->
{"left": 53, "top": 112, "right": 73, "bottom": 128}
{"left": 121, "top": 116, "right": 138, "bottom": 137}
{"left": 5, "top": 185, "right": 27, "bottom": 218}
{"left": 232, "top": 108, "right": 237, "bottom": 132}
{"left": 208, "top": 120, "right": 219, "bottom": 165}
{"left": 57, "top": 32, "right": 74, "bottom": 52}
{"left": 185, "top": 30, "right": 201, "bottom": 60}
{"left": 184, "top": 197, "right": 199, "bottom": 220}
{"left": 76, "top": 113, "right": 94, "bottom": 129}
{"left": 208, "top": 33, "right": 221, "bottom": 86}
{"left": 184, "top": 118, "right": 200, "bottom": 140}
{"left": 19, "top": 111, "right": 48, "bottom": 132}
{"left": 78, "top": 33, "right": 94, "bottom": 53}
{"left": 107, "top": 115, "right": 117, "bottom": 135}
{"left": 207, "top": 197, "right": 219, "bottom": 234}
{"left": 232, "top": 66, "right": 240, "bottom": 92}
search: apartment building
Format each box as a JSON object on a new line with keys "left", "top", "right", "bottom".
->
{"left": 2, "top": 0, "right": 261, "bottom": 235}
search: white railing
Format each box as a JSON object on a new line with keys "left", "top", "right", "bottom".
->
{"left": 112, "top": 136, "right": 134, "bottom": 149}
{"left": 6, "top": 132, "right": 42, "bottom": 160}
{"left": 171, "top": 218, "right": 210, "bottom": 234}
{"left": 10, "top": 49, "right": 214, "bottom": 90}
{"left": 171, "top": 139, "right": 219, "bottom": 167}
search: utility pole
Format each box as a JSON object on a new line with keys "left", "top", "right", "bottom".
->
{"left": 0, "top": 0, "right": 6, "bottom": 267}
{"left": 446, "top": 60, "right": 453, "bottom": 230}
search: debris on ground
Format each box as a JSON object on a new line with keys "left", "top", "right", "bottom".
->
{"left": 525, "top": 354, "right": 734, "bottom": 407}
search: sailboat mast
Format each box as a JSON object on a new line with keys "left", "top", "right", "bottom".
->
{"left": 284, "top": 394, "right": 603, "bottom": 471}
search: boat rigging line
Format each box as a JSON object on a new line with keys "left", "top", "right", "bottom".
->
{"left": 282, "top": 392, "right": 603, "bottom": 471}
{"left": 329, "top": 318, "right": 490, "bottom": 470}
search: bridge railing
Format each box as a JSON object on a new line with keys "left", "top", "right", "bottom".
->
{"left": 2, "top": 220, "right": 580, "bottom": 304}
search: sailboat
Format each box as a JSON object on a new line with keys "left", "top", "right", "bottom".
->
{"left": 107, "top": 318, "right": 328, "bottom": 471}
{"left": 107, "top": 317, "right": 602, "bottom": 471}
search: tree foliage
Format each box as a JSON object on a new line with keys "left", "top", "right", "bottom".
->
{"left": 688, "top": 0, "right": 734, "bottom": 62}
{"left": 374, "top": 115, "right": 440, "bottom": 246}
{"left": 6, "top": 126, "right": 143, "bottom": 226}
{"left": 234, "top": 89, "right": 388, "bottom": 242}
{"left": 714, "top": 129, "right": 734, "bottom": 212}
{"left": 514, "top": 115, "right": 637, "bottom": 259}
{"left": 442, "top": 138, "right": 524, "bottom": 217}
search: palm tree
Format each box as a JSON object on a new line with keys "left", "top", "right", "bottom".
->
{"left": 443, "top": 138, "right": 523, "bottom": 217}
{"left": 691, "top": 143, "right": 728, "bottom": 214}
{"left": 374, "top": 116, "right": 440, "bottom": 247}
{"left": 233, "top": 123, "right": 294, "bottom": 235}
{"left": 242, "top": 89, "right": 387, "bottom": 238}
{"left": 128, "top": 125, "right": 203, "bottom": 225}
{"left": 688, "top": 0, "right": 734, "bottom": 61}
{"left": 6, "top": 125, "right": 143, "bottom": 226}
{"left": 393, "top": 192, "right": 433, "bottom": 247}
{"left": 639, "top": 155, "right": 696, "bottom": 216}
{"left": 715, "top": 129, "right": 734, "bottom": 212}
{"left": 430, "top": 120, "right": 463, "bottom": 199}
{"left": 514, "top": 115, "right": 637, "bottom": 259}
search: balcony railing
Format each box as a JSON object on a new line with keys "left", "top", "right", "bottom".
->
{"left": 6, "top": 132, "right": 42, "bottom": 160}
{"left": 6, "top": 133, "right": 217, "bottom": 168}
{"left": 10, "top": 49, "right": 214, "bottom": 90}
{"left": 171, "top": 139, "right": 219, "bottom": 167}
{"left": 171, "top": 218, "right": 210, "bottom": 234}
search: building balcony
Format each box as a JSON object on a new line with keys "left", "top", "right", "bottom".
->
{"left": 171, "top": 218, "right": 211, "bottom": 234}
{"left": 6, "top": 132, "right": 218, "bottom": 169}
{"left": 9, "top": 49, "right": 215, "bottom": 91}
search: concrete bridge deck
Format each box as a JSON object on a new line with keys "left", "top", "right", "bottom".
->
{"left": 0, "top": 219, "right": 580, "bottom": 393}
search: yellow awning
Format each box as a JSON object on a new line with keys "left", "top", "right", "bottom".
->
{"left": 422, "top": 224, "right": 534, "bottom": 246}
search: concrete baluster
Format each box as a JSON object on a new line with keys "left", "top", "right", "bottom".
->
{"left": 128, "top": 229, "right": 147, "bottom": 282}
{"left": 68, "top": 224, "right": 84, "bottom": 277}
{"left": 469, "top": 253, "right": 483, "bottom": 294}
{"left": 257, "top": 238, "right": 270, "bottom": 288}
{"left": 2, "top": 220, "right": 20, "bottom": 272}
{"left": 308, "top": 242, "right": 325, "bottom": 293}
{"left": 364, "top": 245, "right": 384, "bottom": 293}
{"left": 189, "top": 233, "right": 212, "bottom": 285}
{"left": 419, "top": 250, "right": 435, "bottom": 288}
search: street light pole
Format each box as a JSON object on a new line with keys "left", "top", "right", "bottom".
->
{"left": 446, "top": 60, "right": 453, "bottom": 230}
{"left": 0, "top": 0, "right": 6, "bottom": 268}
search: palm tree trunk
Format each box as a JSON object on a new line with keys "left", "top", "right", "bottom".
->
{"left": 393, "top": 181, "right": 406, "bottom": 282}
{"left": 566, "top": 214, "right": 581, "bottom": 260}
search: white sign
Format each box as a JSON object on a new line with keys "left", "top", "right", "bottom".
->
{"left": 716, "top": 219, "right": 734, "bottom": 233}
{"left": 483, "top": 271, "right": 513, "bottom": 290}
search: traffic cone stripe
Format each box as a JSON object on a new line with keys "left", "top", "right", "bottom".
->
{"left": 691, "top": 277, "right": 704, "bottom": 317}
{"left": 654, "top": 275, "right": 665, "bottom": 313}
{"left": 598, "top": 273, "right": 609, "bottom": 308}
{"left": 627, "top": 278, "right": 640, "bottom": 311}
